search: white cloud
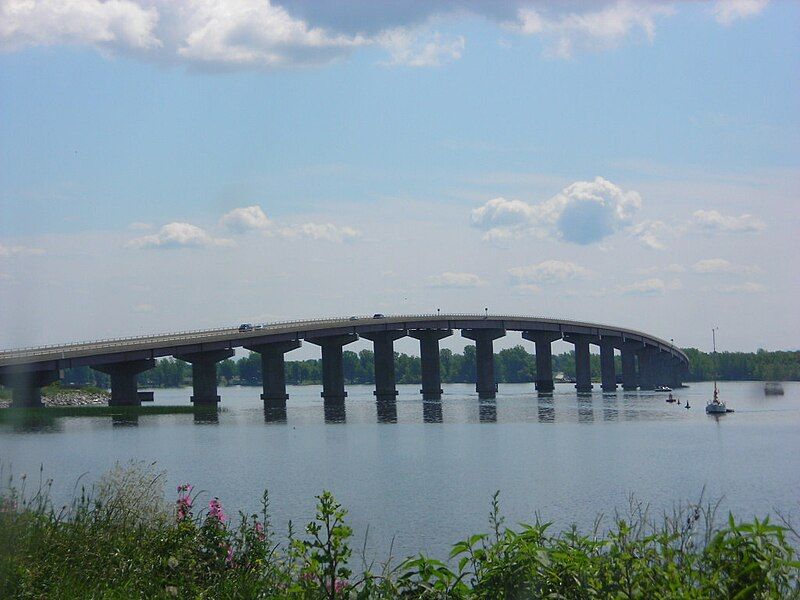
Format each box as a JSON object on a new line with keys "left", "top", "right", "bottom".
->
{"left": 128, "top": 221, "right": 154, "bottom": 231}
{"left": 714, "top": 281, "right": 767, "bottom": 293}
{"left": 692, "top": 209, "right": 765, "bottom": 233}
{"left": 127, "top": 222, "right": 233, "bottom": 249}
{"left": 378, "top": 28, "right": 465, "bottom": 67}
{"left": 628, "top": 219, "right": 669, "bottom": 250}
{"left": 515, "top": 1, "right": 674, "bottom": 59}
{"left": 508, "top": 260, "right": 589, "bottom": 283}
{"left": 0, "top": 242, "right": 45, "bottom": 257}
{"left": 175, "top": 0, "right": 367, "bottom": 69}
{"left": 278, "top": 222, "right": 359, "bottom": 242}
{"left": 691, "top": 258, "right": 758, "bottom": 274}
{"left": 471, "top": 176, "right": 642, "bottom": 245}
{"left": 618, "top": 277, "right": 667, "bottom": 296}
{"left": 636, "top": 263, "right": 685, "bottom": 275}
{"left": 712, "top": 0, "right": 769, "bottom": 25}
{"left": 221, "top": 205, "right": 272, "bottom": 233}
{"left": 426, "top": 272, "right": 485, "bottom": 288}
{"left": 0, "top": 0, "right": 161, "bottom": 53}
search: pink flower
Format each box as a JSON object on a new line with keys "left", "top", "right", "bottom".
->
{"left": 208, "top": 497, "right": 227, "bottom": 523}
{"left": 175, "top": 485, "right": 194, "bottom": 522}
{"left": 254, "top": 522, "right": 266, "bottom": 541}
{"left": 226, "top": 544, "right": 234, "bottom": 565}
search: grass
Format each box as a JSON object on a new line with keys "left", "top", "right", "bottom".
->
{"left": 1, "top": 463, "right": 798, "bottom": 599}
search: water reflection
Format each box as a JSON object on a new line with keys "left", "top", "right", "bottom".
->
{"left": 479, "top": 400, "right": 496, "bottom": 423}
{"left": 193, "top": 408, "right": 219, "bottom": 425}
{"left": 263, "top": 406, "right": 287, "bottom": 424}
{"left": 324, "top": 401, "right": 346, "bottom": 424}
{"left": 112, "top": 414, "right": 139, "bottom": 427}
{"left": 422, "top": 400, "right": 443, "bottom": 423}
{"left": 4, "top": 414, "right": 60, "bottom": 433}
{"left": 376, "top": 399, "right": 397, "bottom": 424}
{"left": 537, "top": 395, "right": 555, "bottom": 423}
{"left": 577, "top": 397, "right": 594, "bottom": 423}
{"left": 602, "top": 393, "right": 618, "bottom": 421}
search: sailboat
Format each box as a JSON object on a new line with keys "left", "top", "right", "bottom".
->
{"left": 706, "top": 328, "right": 731, "bottom": 414}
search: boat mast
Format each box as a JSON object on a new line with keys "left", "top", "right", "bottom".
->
{"left": 712, "top": 327, "right": 718, "bottom": 400}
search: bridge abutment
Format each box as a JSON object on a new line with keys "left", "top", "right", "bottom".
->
{"left": 94, "top": 359, "right": 154, "bottom": 406}
{"left": 409, "top": 329, "right": 452, "bottom": 400}
{"left": 175, "top": 349, "right": 235, "bottom": 405}
{"left": 462, "top": 328, "right": 505, "bottom": 399}
{"left": 1, "top": 370, "right": 59, "bottom": 408}
{"left": 245, "top": 341, "right": 301, "bottom": 407}
{"left": 521, "top": 331, "right": 561, "bottom": 393}
{"left": 307, "top": 334, "right": 358, "bottom": 404}
{"left": 361, "top": 330, "right": 406, "bottom": 400}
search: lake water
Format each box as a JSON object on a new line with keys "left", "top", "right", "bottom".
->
{"left": 1, "top": 381, "right": 798, "bottom": 560}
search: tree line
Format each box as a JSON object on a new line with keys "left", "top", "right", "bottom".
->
{"left": 54, "top": 346, "right": 799, "bottom": 389}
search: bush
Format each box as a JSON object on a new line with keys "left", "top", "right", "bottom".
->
{"left": 1, "top": 466, "right": 797, "bottom": 598}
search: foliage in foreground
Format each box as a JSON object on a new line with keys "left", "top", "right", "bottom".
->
{"left": 1, "top": 464, "right": 798, "bottom": 599}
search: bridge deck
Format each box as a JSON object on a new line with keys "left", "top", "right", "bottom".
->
{"left": 0, "top": 314, "right": 688, "bottom": 374}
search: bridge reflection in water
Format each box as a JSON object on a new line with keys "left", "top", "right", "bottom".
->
{"left": 0, "top": 387, "right": 703, "bottom": 432}
{"left": 0, "top": 314, "right": 689, "bottom": 410}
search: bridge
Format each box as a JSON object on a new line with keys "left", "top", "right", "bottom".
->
{"left": 0, "top": 314, "right": 689, "bottom": 409}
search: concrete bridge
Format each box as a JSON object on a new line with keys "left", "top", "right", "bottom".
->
{"left": 0, "top": 314, "right": 689, "bottom": 409}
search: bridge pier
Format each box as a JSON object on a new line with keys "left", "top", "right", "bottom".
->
{"left": 94, "top": 359, "right": 155, "bottom": 406}
{"left": 307, "top": 334, "right": 358, "bottom": 404}
{"left": 361, "top": 330, "right": 406, "bottom": 400}
{"left": 1, "top": 370, "right": 59, "bottom": 408}
{"left": 521, "top": 331, "right": 561, "bottom": 393}
{"left": 598, "top": 338, "right": 617, "bottom": 392}
{"left": 565, "top": 334, "right": 593, "bottom": 394}
{"left": 175, "top": 349, "right": 234, "bottom": 405}
{"left": 245, "top": 341, "right": 301, "bottom": 407}
{"left": 462, "top": 328, "right": 505, "bottom": 399}
{"left": 636, "top": 347, "right": 657, "bottom": 390}
{"left": 619, "top": 342, "right": 639, "bottom": 390}
{"left": 409, "top": 329, "right": 452, "bottom": 400}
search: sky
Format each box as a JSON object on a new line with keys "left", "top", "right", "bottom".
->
{"left": 0, "top": 0, "right": 798, "bottom": 358}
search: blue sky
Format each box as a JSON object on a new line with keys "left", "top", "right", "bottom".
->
{"left": 1, "top": 0, "right": 798, "bottom": 354}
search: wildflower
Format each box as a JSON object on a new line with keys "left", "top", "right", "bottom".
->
{"left": 165, "top": 585, "right": 178, "bottom": 596}
{"left": 208, "top": 497, "right": 227, "bottom": 523}
{"left": 254, "top": 521, "right": 266, "bottom": 541}
{"left": 167, "top": 556, "right": 179, "bottom": 569}
{"left": 226, "top": 544, "right": 234, "bottom": 566}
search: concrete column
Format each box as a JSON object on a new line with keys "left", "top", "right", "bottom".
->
{"left": 521, "top": 331, "right": 561, "bottom": 393}
{"left": 637, "top": 347, "right": 656, "bottom": 390}
{"left": 1, "top": 370, "right": 59, "bottom": 408}
{"left": 462, "top": 328, "right": 505, "bottom": 399}
{"left": 94, "top": 359, "right": 155, "bottom": 406}
{"left": 361, "top": 330, "right": 406, "bottom": 400}
{"left": 175, "top": 349, "right": 234, "bottom": 405}
{"left": 307, "top": 334, "right": 358, "bottom": 403}
{"left": 245, "top": 341, "right": 301, "bottom": 407}
{"left": 599, "top": 338, "right": 617, "bottom": 392}
{"left": 409, "top": 329, "right": 452, "bottom": 400}
{"left": 619, "top": 341, "right": 640, "bottom": 390}
{"left": 565, "top": 334, "right": 593, "bottom": 394}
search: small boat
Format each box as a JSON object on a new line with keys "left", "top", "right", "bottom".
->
{"left": 666, "top": 393, "right": 676, "bottom": 403}
{"left": 705, "top": 328, "right": 731, "bottom": 415}
{"left": 654, "top": 385, "right": 672, "bottom": 392}
{"left": 764, "top": 382, "right": 784, "bottom": 395}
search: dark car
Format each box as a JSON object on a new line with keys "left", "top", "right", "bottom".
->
{"left": 372, "top": 313, "right": 385, "bottom": 319}
{"left": 238, "top": 323, "right": 253, "bottom": 332}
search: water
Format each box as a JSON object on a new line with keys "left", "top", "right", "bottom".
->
{"left": 1, "top": 381, "right": 798, "bottom": 560}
